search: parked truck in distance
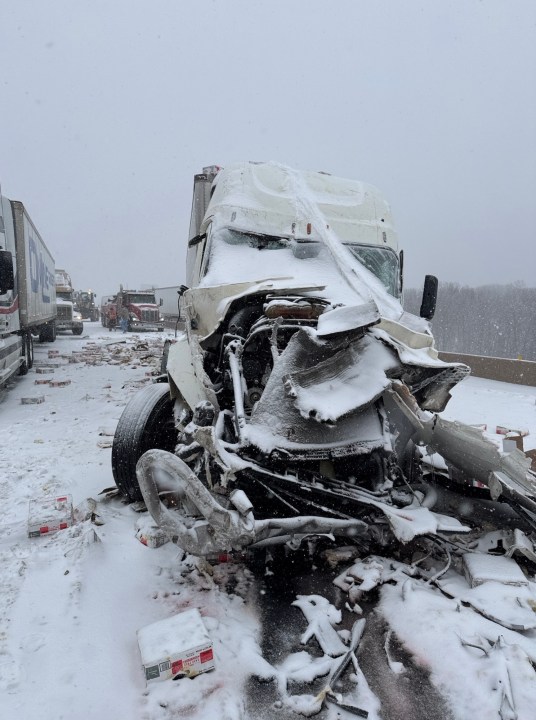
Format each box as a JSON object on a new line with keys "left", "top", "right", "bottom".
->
{"left": 0, "top": 195, "right": 56, "bottom": 385}
{"left": 55, "top": 269, "right": 83, "bottom": 335}
{"left": 74, "top": 289, "right": 99, "bottom": 321}
{"left": 101, "top": 287, "right": 164, "bottom": 331}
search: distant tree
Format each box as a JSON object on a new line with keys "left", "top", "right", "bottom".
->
{"left": 403, "top": 282, "right": 536, "bottom": 360}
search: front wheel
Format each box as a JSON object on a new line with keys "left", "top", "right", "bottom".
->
{"left": 111, "top": 382, "right": 177, "bottom": 501}
{"left": 72, "top": 325, "right": 84, "bottom": 335}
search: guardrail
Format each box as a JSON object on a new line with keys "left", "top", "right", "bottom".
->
{"left": 438, "top": 352, "right": 536, "bottom": 387}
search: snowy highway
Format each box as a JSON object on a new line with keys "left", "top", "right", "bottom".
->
{"left": 1, "top": 323, "right": 536, "bottom": 720}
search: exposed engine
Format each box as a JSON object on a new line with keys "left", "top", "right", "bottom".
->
{"left": 112, "top": 162, "right": 536, "bottom": 560}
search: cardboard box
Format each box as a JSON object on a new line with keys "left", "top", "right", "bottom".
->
{"left": 28, "top": 494, "right": 74, "bottom": 538}
{"left": 137, "top": 608, "right": 215, "bottom": 683}
{"left": 135, "top": 516, "right": 170, "bottom": 549}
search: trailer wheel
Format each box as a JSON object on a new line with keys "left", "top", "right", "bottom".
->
{"left": 26, "top": 332, "right": 34, "bottom": 369}
{"left": 38, "top": 321, "right": 56, "bottom": 343}
{"left": 112, "top": 382, "right": 177, "bottom": 502}
{"left": 18, "top": 333, "right": 33, "bottom": 375}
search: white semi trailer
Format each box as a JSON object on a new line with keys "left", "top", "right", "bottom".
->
{"left": 0, "top": 196, "right": 56, "bottom": 386}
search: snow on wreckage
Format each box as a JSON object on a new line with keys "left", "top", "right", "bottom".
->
{"left": 112, "top": 162, "right": 536, "bottom": 556}
{"left": 107, "top": 162, "right": 536, "bottom": 716}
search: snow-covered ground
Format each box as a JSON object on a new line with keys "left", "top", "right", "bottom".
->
{"left": 1, "top": 323, "right": 535, "bottom": 720}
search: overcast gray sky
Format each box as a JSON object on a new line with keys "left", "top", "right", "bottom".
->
{"left": 1, "top": 0, "right": 535, "bottom": 301}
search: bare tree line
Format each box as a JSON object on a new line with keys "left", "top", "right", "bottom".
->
{"left": 403, "top": 282, "right": 536, "bottom": 361}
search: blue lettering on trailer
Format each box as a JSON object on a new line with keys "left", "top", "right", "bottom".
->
{"left": 29, "top": 235, "right": 53, "bottom": 302}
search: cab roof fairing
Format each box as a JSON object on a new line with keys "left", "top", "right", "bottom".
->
{"left": 203, "top": 161, "right": 398, "bottom": 251}
{"left": 197, "top": 164, "right": 404, "bottom": 327}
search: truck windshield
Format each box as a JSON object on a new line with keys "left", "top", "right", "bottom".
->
{"left": 346, "top": 245, "right": 399, "bottom": 297}
{"left": 204, "top": 228, "right": 400, "bottom": 297}
{"left": 126, "top": 294, "right": 155, "bottom": 304}
{"left": 57, "top": 291, "right": 72, "bottom": 301}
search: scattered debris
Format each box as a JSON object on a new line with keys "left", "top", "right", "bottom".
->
{"left": 98, "top": 427, "right": 115, "bottom": 437}
{"left": 458, "top": 635, "right": 526, "bottom": 720}
{"left": 292, "top": 595, "right": 347, "bottom": 657}
{"left": 474, "top": 528, "right": 536, "bottom": 564}
{"left": 73, "top": 497, "right": 97, "bottom": 523}
{"left": 496, "top": 425, "right": 529, "bottom": 437}
{"left": 321, "top": 545, "right": 360, "bottom": 570}
{"left": 383, "top": 629, "right": 405, "bottom": 675}
{"left": 21, "top": 396, "right": 45, "bottom": 404}
{"left": 334, "top": 557, "right": 385, "bottom": 607}
{"left": 49, "top": 379, "right": 72, "bottom": 388}
{"left": 35, "top": 367, "right": 54, "bottom": 374}
{"left": 137, "top": 608, "right": 215, "bottom": 683}
{"left": 98, "top": 486, "right": 121, "bottom": 500}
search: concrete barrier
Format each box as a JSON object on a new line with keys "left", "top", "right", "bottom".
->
{"left": 439, "top": 352, "right": 536, "bottom": 387}
{"left": 163, "top": 315, "right": 185, "bottom": 332}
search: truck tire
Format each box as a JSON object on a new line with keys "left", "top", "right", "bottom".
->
{"left": 38, "top": 321, "right": 56, "bottom": 343}
{"left": 26, "top": 332, "right": 34, "bottom": 369}
{"left": 112, "top": 382, "right": 177, "bottom": 502}
{"left": 72, "top": 326, "right": 84, "bottom": 335}
{"left": 18, "top": 333, "right": 32, "bottom": 375}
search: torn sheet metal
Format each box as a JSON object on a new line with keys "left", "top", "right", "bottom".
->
{"left": 437, "top": 567, "right": 536, "bottom": 631}
{"left": 247, "top": 328, "right": 389, "bottom": 451}
{"left": 283, "top": 334, "right": 396, "bottom": 423}
{"left": 475, "top": 529, "right": 536, "bottom": 565}
{"left": 387, "top": 384, "right": 536, "bottom": 520}
{"left": 316, "top": 301, "right": 380, "bottom": 337}
{"left": 291, "top": 595, "right": 347, "bottom": 657}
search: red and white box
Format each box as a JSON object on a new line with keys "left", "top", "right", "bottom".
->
{"left": 28, "top": 494, "right": 74, "bottom": 538}
{"left": 135, "top": 515, "right": 170, "bottom": 549}
{"left": 137, "top": 608, "right": 215, "bottom": 684}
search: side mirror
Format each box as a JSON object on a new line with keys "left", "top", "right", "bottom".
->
{"left": 399, "top": 249, "right": 404, "bottom": 295}
{"left": 0, "top": 250, "right": 14, "bottom": 294}
{"left": 177, "top": 285, "right": 189, "bottom": 310}
{"left": 420, "top": 275, "right": 438, "bottom": 320}
{"left": 159, "top": 298, "right": 163, "bottom": 306}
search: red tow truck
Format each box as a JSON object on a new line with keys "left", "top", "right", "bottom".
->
{"left": 100, "top": 287, "right": 164, "bottom": 332}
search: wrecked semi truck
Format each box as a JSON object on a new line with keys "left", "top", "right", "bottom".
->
{"left": 0, "top": 195, "right": 56, "bottom": 385}
{"left": 112, "top": 162, "right": 536, "bottom": 558}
